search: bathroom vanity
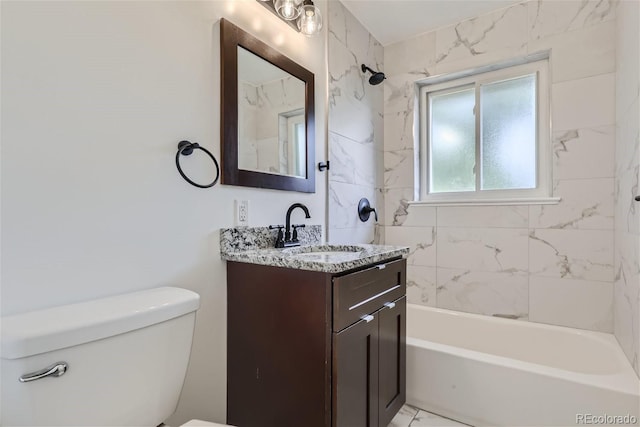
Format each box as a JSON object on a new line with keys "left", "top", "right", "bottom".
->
{"left": 221, "top": 227, "right": 409, "bottom": 427}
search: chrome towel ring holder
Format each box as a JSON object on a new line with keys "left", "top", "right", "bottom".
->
{"left": 175, "top": 140, "right": 220, "bottom": 188}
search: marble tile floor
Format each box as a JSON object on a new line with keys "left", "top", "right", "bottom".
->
{"left": 389, "top": 404, "right": 472, "bottom": 427}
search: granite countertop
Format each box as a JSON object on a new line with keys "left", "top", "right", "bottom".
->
{"left": 220, "top": 226, "right": 409, "bottom": 274}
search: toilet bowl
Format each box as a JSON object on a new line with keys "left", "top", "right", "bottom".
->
{"left": 1, "top": 287, "right": 229, "bottom": 427}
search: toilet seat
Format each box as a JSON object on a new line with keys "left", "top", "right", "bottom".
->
{"left": 181, "top": 420, "right": 231, "bottom": 427}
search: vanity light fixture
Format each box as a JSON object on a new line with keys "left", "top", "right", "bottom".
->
{"left": 256, "top": 0, "right": 322, "bottom": 36}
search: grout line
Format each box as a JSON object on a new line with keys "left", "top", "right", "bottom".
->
{"left": 407, "top": 409, "right": 418, "bottom": 427}
{"left": 435, "top": 205, "right": 439, "bottom": 308}
{"left": 527, "top": 209, "right": 531, "bottom": 321}
{"left": 412, "top": 404, "right": 423, "bottom": 426}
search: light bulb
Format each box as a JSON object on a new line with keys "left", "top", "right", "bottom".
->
{"left": 275, "top": 0, "right": 301, "bottom": 20}
{"left": 282, "top": 3, "right": 295, "bottom": 18}
{"left": 297, "top": 4, "right": 322, "bottom": 36}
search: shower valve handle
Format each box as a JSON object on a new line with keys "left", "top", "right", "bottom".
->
{"left": 358, "top": 198, "right": 378, "bottom": 222}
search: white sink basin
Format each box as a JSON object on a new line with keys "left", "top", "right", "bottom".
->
{"left": 284, "top": 245, "right": 365, "bottom": 262}
{"left": 283, "top": 245, "right": 364, "bottom": 254}
{"left": 283, "top": 245, "right": 363, "bottom": 255}
{"left": 289, "top": 251, "right": 363, "bottom": 262}
{"left": 295, "top": 251, "right": 353, "bottom": 257}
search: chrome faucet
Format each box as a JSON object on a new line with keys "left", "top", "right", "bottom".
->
{"left": 282, "top": 203, "right": 311, "bottom": 248}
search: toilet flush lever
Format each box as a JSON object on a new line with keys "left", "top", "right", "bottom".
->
{"left": 19, "top": 361, "right": 68, "bottom": 383}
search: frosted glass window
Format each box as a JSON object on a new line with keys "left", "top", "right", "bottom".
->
{"left": 481, "top": 75, "right": 536, "bottom": 190}
{"left": 420, "top": 57, "right": 549, "bottom": 203}
{"left": 429, "top": 87, "right": 476, "bottom": 193}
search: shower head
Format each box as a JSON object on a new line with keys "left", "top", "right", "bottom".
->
{"left": 361, "top": 64, "right": 386, "bottom": 85}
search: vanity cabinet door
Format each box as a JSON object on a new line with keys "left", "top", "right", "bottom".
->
{"left": 333, "top": 259, "right": 406, "bottom": 332}
{"left": 378, "top": 296, "right": 406, "bottom": 427}
{"left": 333, "top": 315, "right": 379, "bottom": 427}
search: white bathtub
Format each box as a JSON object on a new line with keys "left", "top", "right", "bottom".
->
{"left": 406, "top": 304, "right": 640, "bottom": 427}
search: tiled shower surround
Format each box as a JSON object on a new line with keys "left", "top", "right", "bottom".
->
{"left": 327, "top": 0, "right": 384, "bottom": 245}
{"left": 383, "top": 0, "right": 618, "bottom": 332}
{"left": 614, "top": 0, "right": 639, "bottom": 376}
{"left": 327, "top": 0, "right": 638, "bottom": 377}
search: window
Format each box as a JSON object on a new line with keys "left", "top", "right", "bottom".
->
{"left": 418, "top": 56, "right": 553, "bottom": 204}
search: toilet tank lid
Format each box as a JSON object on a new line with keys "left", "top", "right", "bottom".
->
{"left": 1, "top": 287, "right": 200, "bottom": 360}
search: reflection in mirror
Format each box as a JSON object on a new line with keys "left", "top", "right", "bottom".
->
{"left": 237, "top": 47, "right": 306, "bottom": 178}
{"left": 220, "top": 18, "right": 315, "bottom": 193}
{"left": 280, "top": 109, "right": 305, "bottom": 176}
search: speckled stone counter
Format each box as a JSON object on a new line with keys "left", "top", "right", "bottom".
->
{"left": 220, "top": 226, "right": 409, "bottom": 274}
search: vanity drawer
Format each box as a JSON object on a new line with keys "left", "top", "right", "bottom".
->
{"left": 332, "top": 258, "right": 406, "bottom": 332}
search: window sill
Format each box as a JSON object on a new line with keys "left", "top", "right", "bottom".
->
{"left": 409, "top": 197, "right": 561, "bottom": 207}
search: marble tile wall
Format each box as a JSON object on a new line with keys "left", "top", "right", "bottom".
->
{"left": 614, "top": 0, "right": 640, "bottom": 377}
{"left": 383, "top": 0, "right": 618, "bottom": 332}
{"left": 327, "top": 0, "right": 383, "bottom": 244}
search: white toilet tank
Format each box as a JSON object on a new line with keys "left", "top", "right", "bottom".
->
{"left": 1, "top": 287, "right": 200, "bottom": 427}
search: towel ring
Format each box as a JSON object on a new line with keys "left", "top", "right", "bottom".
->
{"left": 175, "top": 140, "right": 220, "bottom": 188}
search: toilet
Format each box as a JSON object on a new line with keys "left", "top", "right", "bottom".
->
{"left": 1, "top": 287, "right": 230, "bottom": 427}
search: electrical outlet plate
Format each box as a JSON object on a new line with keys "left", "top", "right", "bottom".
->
{"left": 235, "top": 200, "right": 249, "bottom": 226}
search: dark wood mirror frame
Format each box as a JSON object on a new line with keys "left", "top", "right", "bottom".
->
{"left": 220, "top": 18, "right": 315, "bottom": 193}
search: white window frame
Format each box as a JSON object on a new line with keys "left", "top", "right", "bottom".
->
{"left": 416, "top": 55, "right": 558, "bottom": 206}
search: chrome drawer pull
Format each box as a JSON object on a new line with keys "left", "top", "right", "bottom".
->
{"left": 349, "top": 285, "right": 401, "bottom": 311}
{"left": 361, "top": 314, "right": 374, "bottom": 323}
{"left": 384, "top": 302, "right": 396, "bottom": 309}
{"left": 19, "top": 362, "right": 68, "bottom": 383}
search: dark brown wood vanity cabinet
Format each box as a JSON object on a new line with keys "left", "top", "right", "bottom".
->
{"left": 226, "top": 258, "right": 406, "bottom": 427}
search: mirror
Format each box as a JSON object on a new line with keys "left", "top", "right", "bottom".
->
{"left": 237, "top": 47, "right": 306, "bottom": 177}
{"left": 220, "top": 19, "right": 315, "bottom": 193}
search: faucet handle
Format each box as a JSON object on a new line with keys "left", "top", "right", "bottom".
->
{"left": 291, "top": 224, "right": 306, "bottom": 242}
{"left": 269, "top": 225, "right": 285, "bottom": 248}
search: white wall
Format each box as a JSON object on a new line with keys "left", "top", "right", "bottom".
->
{"left": 0, "top": 1, "right": 327, "bottom": 424}
{"left": 383, "top": 0, "right": 617, "bottom": 332}
{"left": 614, "top": 0, "right": 640, "bottom": 378}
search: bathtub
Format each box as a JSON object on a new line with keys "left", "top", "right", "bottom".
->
{"left": 406, "top": 304, "right": 640, "bottom": 427}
